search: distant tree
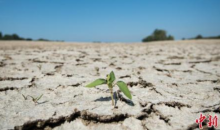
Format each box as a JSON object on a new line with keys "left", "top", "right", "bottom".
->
{"left": 142, "top": 29, "right": 174, "bottom": 42}
{"left": 195, "top": 35, "right": 203, "bottom": 39}
{"left": 153, "top": 29, "right": 167, "bottom": 41}
{"left": 182, "top": 38, "right": 185, "bottom": 40}
{"left": 0, "top": 32, "right": 2, "bottom": 39}
{"left": 142, "top": 36, "right": 153, "bottom": 42}
{"left": 26, "top": 38, "right": 32, "bottom": 41}
{"left": 37, "top": 38, "right": 49, "bottom": 41}
{"left": 19, "top": 37, "right": 25, "bottom": 40}
{"left": 204, "top": 35, "right": 220, "bottom": 39}
{"left": 2, "top": 33, "right": 24, "bottom": 40}
{"left": 12, "top": 34, "right": 20, "bottom": 40}
{"left": 167, "top": 35, "right": 174, "bottom": 40}
{"left": 2, "top": 34, "right": 13, "bottom": 40}
{"left": 93, "top": 41, "right": 101, "bottom": 43}
{"left": 0, "top": 31, "right": 62, "bottom": 41}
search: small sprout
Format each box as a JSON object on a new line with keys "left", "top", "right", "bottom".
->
{"left": 37, "top": 65, "right": 42, "bottom": 70}
{"left": 22, "top": 94, "right": 43, "bottom": 104}
{"left": 22, "top": 94, "right": 28, "bottom": 100}
{"left": 86, "top": 71, "right": 132, "bottom": 106}
{"left": 4, "top": 55, "right": 12, "bottom": 60}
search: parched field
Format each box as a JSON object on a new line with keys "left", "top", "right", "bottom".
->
{"left": 0, "top": 40, "right": 220, "bottom": 130}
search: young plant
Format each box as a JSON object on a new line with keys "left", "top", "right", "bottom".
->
{"left": 37, "top": 64, "right": 42, "bottom": 70}
{"left": 86, "top": 71, "right": 132, "bottom": 106}
{"left": 22, "top": 94, "right": 28, "bottom": 100}
{"left": 22, "top": 94, "right": 43, "bottom": 104}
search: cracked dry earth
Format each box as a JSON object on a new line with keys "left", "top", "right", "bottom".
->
{"left": 0, "top": 40, "right": 220, "bottom": 130}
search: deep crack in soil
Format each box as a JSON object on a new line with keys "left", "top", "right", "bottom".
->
{"left": 14, "top": 109, "right": 130, "bottom": 130}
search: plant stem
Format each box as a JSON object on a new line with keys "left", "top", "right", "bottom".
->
{"left": 108, "top": 84, "right": 114, "bottom": 106}
{"left": 110, "top": 88, "right": 114, "bottom": 106}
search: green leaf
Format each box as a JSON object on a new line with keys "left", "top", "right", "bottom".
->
{"left": 107, "top": 74, "right": 110, "bottom": 82}
{"left": 22, "top": 94, "right": 27, "bottom": 100}
{"left": 109, "top": 71, "right": 115, "bottom": 84}
{"left": 86, "top": 79, "right": 107, "bottom": 88}
{"left": 37, "top": 94, "right": 43, "bottom": 101}
{"left": 117, "top": 81, "right": 132, "bottom": 99}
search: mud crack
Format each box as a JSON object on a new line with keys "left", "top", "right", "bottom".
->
{"left": 140, "top": 104, "right": 171, "bottom": 125}
{"left": 30, "top": 59, "right": 64, "bottom": 64}
{"left": 197, "top": 106, "right": 220, "bottom": 113}
{"left": 54, "top": 64, "right": 63, "bottom": 73}
{"left": 153, "top": 66, "right": 169, "bottom": 72}
{"left": 14, "top": 109, "right": 130, "bottom": 130}
{"left": 127, "top": 77, "right": 162, "bottom": 96}
{"left": 214, "top": 87, "right": 220, "bottom": 93}
{"left": 0, "top": 77, "right": 28, "bottom": 81}
{"left": 189, "top": 59, "right": 212, "bottom": 64}
{"left": 127, "top": 77, "right": 153, "bottom": 88}
{"left": 27, "top": 77, "right": 37, "bottom": 88}
{"left": 157, "top": 101, "right": 191, "bottom": 110}
{"left": 0, "top": 61, "right": 6, "bottom": 67}
{"left": 69, "top": 83, "right": 81, "bottom": 87}
{"left": 119, "top": 75, "right": 131, "bottom": 79}
{"left": 0, "top": 87, "right": 18, "bottom": 92}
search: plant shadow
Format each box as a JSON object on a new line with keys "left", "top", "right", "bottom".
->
{"left": 114, "top": 92, "right": 134, "bottom": 107}
{"left": 37, "top": 100, "right": 49, "bottom": 105}
{"left": 94, "top": 92, "right": 134, "bottom": 107}
{"left": 94, "top": 97, "right": 112, "bottom": 102}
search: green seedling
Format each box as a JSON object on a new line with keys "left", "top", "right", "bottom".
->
{"left": 22, "top": 94, "right": 43, "bottom": 104}
{"left": 22, "top": 94, "right": 28, "bottom": 100}
{"left": 37, "top": 64, "right": 42, "bottom": 70}
{"left": 86, "top": 71, "right": 132, "bottom": 106}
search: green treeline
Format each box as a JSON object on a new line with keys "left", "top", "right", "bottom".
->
{"left": 142, "top": 29, "right": 220, "bottom": 42}
{"left": 0, "top": 32, "right": 33, "bottom": 41}
{"left": 0, "top": 31, "right": 50, "bottom": 41}
{"left": 142, "top": 29, "right": 174, "bottom": 42}
{"left": 189, "top": 34, "right": 220, "bottom": 40}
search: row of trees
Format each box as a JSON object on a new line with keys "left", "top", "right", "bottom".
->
{"left": 192, "top": 34, "right": 220, "bottom": 40}
{"left": 142, "top": 29, "right": 174, "bottom": 42}
{"left": 0, "top": 32, "right": 33, "bottom": 41}
{"left": 142, "top": 30, "right": 220, "bottom": 42}
{"left": 182, "top": 35, "right": 220, "bottom": 40}
{"left": 0, "top": 32, "right": 50, "bottom": 41}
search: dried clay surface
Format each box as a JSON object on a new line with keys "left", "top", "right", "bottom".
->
{"left": 0, "top": 40, "right": 220, "bottom": 130}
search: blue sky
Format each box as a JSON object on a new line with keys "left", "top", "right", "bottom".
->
{"left": 0, "top": 0, "right": 220, "bottom": 42}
